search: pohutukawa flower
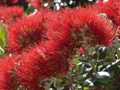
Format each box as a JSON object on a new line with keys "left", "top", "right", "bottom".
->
{"left": 98, "top": 0, "right": 120, "bottom": 26}
{"left": 0, "top": 7, "right": 24, "bottom": 24}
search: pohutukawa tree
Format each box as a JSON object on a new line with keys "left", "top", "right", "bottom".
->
{"left": 0, "top": 0, "right": 120, "bottom": 90}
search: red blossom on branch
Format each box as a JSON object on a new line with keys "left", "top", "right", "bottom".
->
{"left": 0, "top": 57, "right": 16, "bottom": 90}
{"left": 0, "top": 6, "right": 24, "bottom": 24}
{"left": 8, "top": 13, "right": 44, "bottom": 53}
{"left": 0, "top": 0, "right": 118, "bottom": 89}
{"left": 27, "top": 0, "right": 43, "bottom": 9}
{"left": 98, "top": 0, "right": 120, "bottom": 26}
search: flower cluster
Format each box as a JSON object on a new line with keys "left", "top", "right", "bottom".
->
{"left": 27, "top": 0, "right": 43, "bottom": 9}
{"left": 0, "top": 6, "right": 24, "bottom": 24}
{"left": 0, "top": 0, "right": 119, "bottom": 90}
{"left": 97, "top": 0, "right": 120, "bottom": 26}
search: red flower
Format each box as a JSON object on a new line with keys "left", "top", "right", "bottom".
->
{"left": 64, "top": 8, "right": 114, "bottom": 45}
{"left": 98, "top": 0, "right": 120, "bottom": 26}
{"left": 87, "top": 13, "right": 114, "bottom": 45}
{"left": 28, "top": 0, "right": 42, "bottom": 9}
{"left": 0, "top": 5, "right": 116, "bottom": 90}
{"left": 0, "top": 7, "right": 24, "bottom": 24}
{"left": 0, "top": 57, "right": 16, "bottom": 90}
{"left": 15, "top": 12, "right": 72, "bottom": 86}
{"left": 8, "top": 13, "right": 44, "bottom": 53}
{"left": 8, "top": 0, "right": 19, "bottom": 4}
{"left": 16, "top": 40, "right": 70, "bottom": 88}
{"left": 79, "top": 47, "right": 86, "bottom": 55}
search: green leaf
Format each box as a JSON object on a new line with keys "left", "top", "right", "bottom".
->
{"left": 94, "top": 78, "right": 112, "bottom": 85}
{"left": 25, "top": 6, "right": 35, "bottom": 15}
{"left": 0, "top": 24, "right": 7, "bottom": 56}
{"left": 84, "top": 87, "right": 89, "bottom": 90}
{"left": 0, "top": 46, "right": 5, "bottom": 56}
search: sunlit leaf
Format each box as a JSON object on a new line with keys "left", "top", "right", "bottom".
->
{"left": 0, "top": 24, "right": 7, "bottom": 48}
